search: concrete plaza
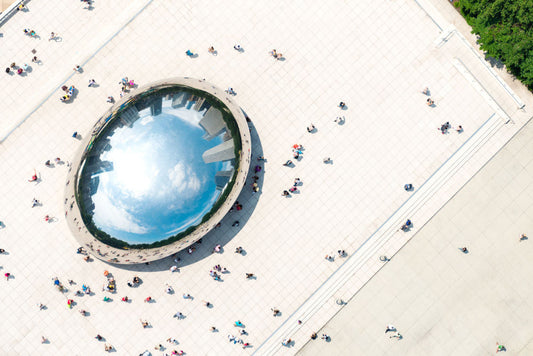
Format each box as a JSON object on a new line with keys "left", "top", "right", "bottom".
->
{"left": 0, "top": 0, "right": 532, "bottom": 355}
{"left": 299, "top": 118, "right": 533, "bottom": 356}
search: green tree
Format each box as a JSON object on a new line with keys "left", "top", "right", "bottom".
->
{"left": 456, "top": 0, "right": 533, "bottom": 88}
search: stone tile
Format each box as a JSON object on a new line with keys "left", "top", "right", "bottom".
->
{"left": 1, "top": 0, "right": 533, "bottom": 355}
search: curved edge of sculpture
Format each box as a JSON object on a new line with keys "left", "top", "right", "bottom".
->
{"left": 64, "top": 77, "right": 252, "bottom": 264}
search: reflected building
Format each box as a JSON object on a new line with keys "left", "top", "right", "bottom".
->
{"left": 64, "top": 78, "right": 251, "bottom": 264}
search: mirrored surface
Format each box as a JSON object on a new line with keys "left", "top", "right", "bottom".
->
{"left": 78, "top": 90, "right": 237, "bottom": 245}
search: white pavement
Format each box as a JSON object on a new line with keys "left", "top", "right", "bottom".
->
{"left": 298, "top": 117, "right": 533, "bottom": 355}
{"left": 0, "top": 0, "right": 532, "bottom": 355}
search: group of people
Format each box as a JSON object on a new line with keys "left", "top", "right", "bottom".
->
{"left": 424, "top": 87, "right": 463, "bottom": 134}
{"left": 60, "top": 85, "right": 75, "bottom": 102}
{"left": 7, "top": 27, "right": 59, "bottom": 79}
{"left": 119, "top": 76, "right": 135, "bottom": 98}
{"left": 250, "top": 166, "right": 262, "bottom": 193}
{"left": 126, "top": 275, "right": 141, "bottom": 287}
{"left": 439, "top": 121, "right": 463, "bottom": 135}
{"left": 282, "top": 177, "right": 301, "bottom": 197}
{"left": 5, "top": 62, "right": 29, "bottom": 75}
{"left": 2, "top": 19, "right": 300, "bottom": 354}
{"left": 9, "top": 31, "right": 315, "bottom": 352}
{"left": 23, "top": 28, "right": 37, "bottom": 37}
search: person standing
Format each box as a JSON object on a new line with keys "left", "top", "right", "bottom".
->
{"left": 385, "top": 324, "right": 396, "bottom": 333}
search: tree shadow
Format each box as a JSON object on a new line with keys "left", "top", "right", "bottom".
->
{"left": 485, "top": 54, "right": 505, "bottom": 69}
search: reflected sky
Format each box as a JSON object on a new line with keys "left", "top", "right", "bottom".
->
{"left": 80, "top": 93, "right": 235, "bottom": 244}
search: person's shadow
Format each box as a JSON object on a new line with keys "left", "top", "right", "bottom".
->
{"left": 83, "top": 0, "right": 95, "bottom": 11}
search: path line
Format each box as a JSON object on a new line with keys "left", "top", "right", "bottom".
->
{"left": 0, "top": 0, "right": 155, "bottom": 143}
{"left": 254, "top": 112, "right": 505, "bottom": 355}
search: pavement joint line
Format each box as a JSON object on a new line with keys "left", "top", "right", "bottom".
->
{"left": 254, "top": 112, "right": 506, "bottom": 355}
{"left": 400, "top": 115, "right": 504, "bottom": 215}
{"left": 412, "top": 0, "right": 446, "bottom": 31}
{"left": 1, "top": 1, "right": 529, "bottom": 353}
{"left": 452, "top": 27, "right": 526, "bottom": 109}
{"left": 453, "top": 57, "right": 511, "bottom": 123}
{"left": 433, "top": 24, "right": 456, "bottom": 48}
{"left": 264, "top": 114, "right": 505, "bottom": 356}
{"left": 0, "top": 0, "right": 154, "bottom": 143}
{"left": 415, "top": 0, "right": 524, "bottom": 110}
{"left": 393, "top": 116, "right": 504, "bottom": 228}
{"left": 297, "top": 114, "right": 533, "bottom": 356}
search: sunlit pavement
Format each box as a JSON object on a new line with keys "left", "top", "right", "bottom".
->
{"left": 0, "top": 0, "right": 532, "bottom": 355}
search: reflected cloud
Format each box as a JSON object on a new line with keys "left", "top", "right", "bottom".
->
{"left": 165, "top": 193, "right": 219, "bottom": 236}
{"left": 166, "top": 107, "right": 203, "bottom": 128}
{"left": 79, "top": 88, "right": 237, "bottom": 245}
{"left": 140, "top": 116, "right": 154, "bottom": 125}
{"left": 168, "top": 162, "right": 203, "bottom": 196}
{"left": 93, "top": 187, "right": 150, "bottom": 234}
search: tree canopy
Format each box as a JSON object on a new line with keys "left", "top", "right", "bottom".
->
{"left": 456, "top": 0, "right": 533, "bottom": 89}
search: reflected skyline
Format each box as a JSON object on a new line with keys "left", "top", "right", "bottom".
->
{"left": 78, "top": 90, "right": 237, "bottom": 244}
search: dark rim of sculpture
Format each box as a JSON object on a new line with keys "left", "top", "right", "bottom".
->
{"left": 64, "top": 78, "right": 251, "bottom": 264}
